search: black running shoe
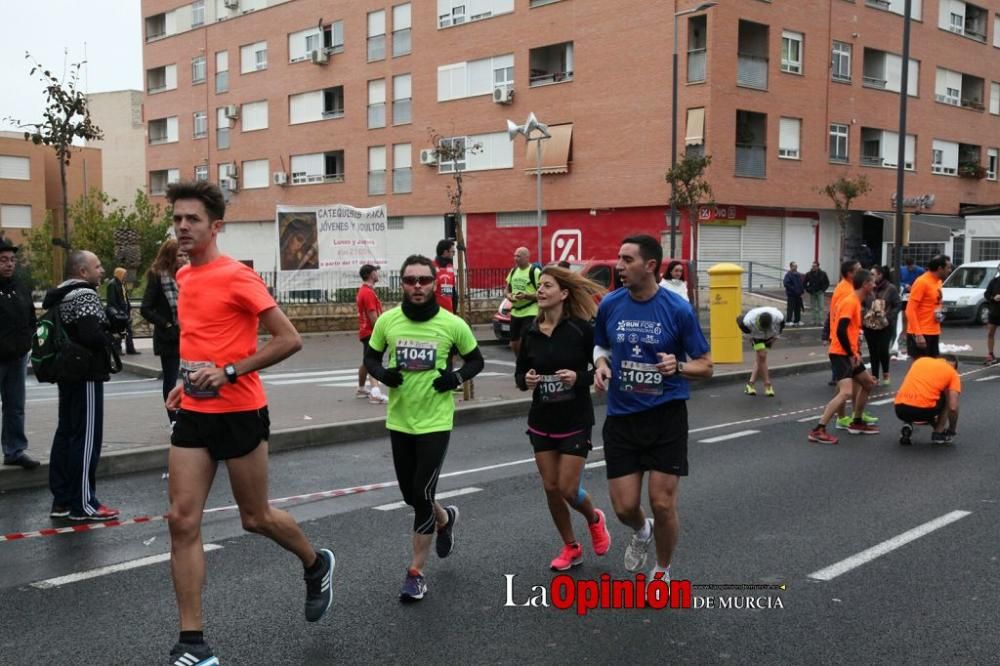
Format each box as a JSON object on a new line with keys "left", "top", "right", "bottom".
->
{"left": 304, "top": 548, "right": 335, "bottom": 622}
{"left": 169, "top": 641, "right": 219, "bottom": 666}
{"left": 49, "top": 503, "right": 70, "bottom": 519}
{"left": 436, "top": 505, "right": 459, "bottom": 558}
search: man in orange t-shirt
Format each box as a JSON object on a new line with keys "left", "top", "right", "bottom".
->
{"left": 905, "top": 255, "right": 952, "bottom": 359}
{"left": 162, "top": 182, "right": 334, "bottom": 665}
{"left": 894, "top": 355, "right": 961, "bottom": 444}
{"left": 809, "top": 269, "right": 878, "bottom": 444}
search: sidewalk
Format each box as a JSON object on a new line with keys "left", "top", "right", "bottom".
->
{"left": 1, "top": 324, "right": 989, "bottom": 492}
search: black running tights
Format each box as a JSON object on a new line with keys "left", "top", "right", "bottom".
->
{"left": 390, "top": 430, "right": 451, "bottom": 535}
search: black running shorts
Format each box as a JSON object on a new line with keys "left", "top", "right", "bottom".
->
{"left": 988, "top": 309, "right": 1000, "bottom": 326}
{"left": 602, "top": 400, "right": 688, "bottom": 479}
{"left": 509, "top": 315, "right": 534, "bottom": 343}
{"left": 906, "top": 333, "right": 940, "bottom": 359}
{"left": 829, "top": 354, "right": 866, "bottom": 382}
{"left": 527, "top": 427, "right": 593, "bottom": 458}
{"left": 171, "top": 407, "right": 270, "bottom": 461}
{"left": 895, "top": 393, "right": 947, "bottom": 425}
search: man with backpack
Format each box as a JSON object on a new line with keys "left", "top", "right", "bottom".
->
{"left": 0, "top": 238, "right": 39, "bottom": 470}
{"left": 505, "top": 246, "right": 541, "bottom": 356}
{"left": 43, "top": 250, "right": 120, "bottom": 521}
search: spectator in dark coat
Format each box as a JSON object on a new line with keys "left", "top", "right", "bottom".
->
{"left": 783, "top": 262, "right": 805, "bottom": 326}
{"left": 863, "top": 265, "right": 902, "bottom": 385}
{"left": 140, "top": 240, "right": 188, "bottom": 423}
{"left": 107, "top": 267, "right": 139, "bottom": 355}
{"left": 803, "top": 261, "right": 831, "bottom": 326}
{"left": 0, "top": 238, "right": 39, "bottom": 469}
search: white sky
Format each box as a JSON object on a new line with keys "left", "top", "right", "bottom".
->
{"left": 0, "top": 0, "right": 142, "bottom": 132}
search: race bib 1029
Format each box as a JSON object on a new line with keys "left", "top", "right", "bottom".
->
{"left": 619, "top": 360, "right": 664, "bottom": 395}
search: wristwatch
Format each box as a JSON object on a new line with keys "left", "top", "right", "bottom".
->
{"left": 224, "top": 363, "right": 239, "bottom": 384}
{"left": 676, "top": 361, "right": 686, "bottom": 375}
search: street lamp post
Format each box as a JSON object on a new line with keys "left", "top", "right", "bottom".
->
{"left": 507, "top": 113, "right": 551, "bottom": 263}
{"left": 669, "top": 1, "right": 717, "bottom": 260}
{"left": 892, "top": 0, "right": 913, "bottom": 287}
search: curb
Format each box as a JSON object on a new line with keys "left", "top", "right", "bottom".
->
{"left": 0, "top": 355, "right": 983, "bottom": 493}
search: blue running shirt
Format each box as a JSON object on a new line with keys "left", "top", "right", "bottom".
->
{"left": 594, "top": 287, "right": 709, "bottom": 416}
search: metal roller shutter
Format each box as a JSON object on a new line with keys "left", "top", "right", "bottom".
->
{"left": 697, "top": 225, "right": 741, "bottom": 284}
{"left": 742, "top": 216, "right": 783, "bottom": 288}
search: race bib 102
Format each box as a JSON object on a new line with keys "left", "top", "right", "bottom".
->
{"left": 537, "top": 374, "right": 572, "bottom": 403}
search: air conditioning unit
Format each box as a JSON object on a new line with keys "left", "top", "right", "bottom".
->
{"left": 419, "top": 148, "right": 438, "bottom": 166}
{"left": 224, "top": 104, "right": 239, "bottom": 120}
{"left": 224, "top": 0, "right": 239, "bottom": 9}
{"left": 272, "top": 171, "right": 288, "bottom": 186}
{"left": 310, "top": 49, "right": 329, "bottom": 65}
{"left": 492, "top": 85, "right": 514, "bottom": 104}
{"left": 222, "top": 177, "right": 238, "bottom": 192}
{"left": 221, "top": 163, "right": 238, "bottom": 179}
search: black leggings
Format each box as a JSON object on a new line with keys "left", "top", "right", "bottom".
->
{"left": 864, "top": 328, "right": 892, "bottom": 377}
{"left": 390, "top": 430, "right": 450, "bottom": 535}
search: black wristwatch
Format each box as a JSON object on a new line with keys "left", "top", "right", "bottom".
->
{"left": 224, "top": 363, "right": 239, "bottom": 384}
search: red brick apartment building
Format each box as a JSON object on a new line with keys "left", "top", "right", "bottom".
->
{"left": 142, "top": 0, "right": 1000, "bottom": 282}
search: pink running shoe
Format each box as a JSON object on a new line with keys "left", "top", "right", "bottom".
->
{"left": 588, "top": 509, "right": 611, "bottom": 556}
{"left": 550, "top": 543, "right": 583, "bottom": 571}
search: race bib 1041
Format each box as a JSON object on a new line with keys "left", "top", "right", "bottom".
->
{"left": 619, "top": 360, "right": 664, "bottom": 396}
{"left": 395, "top": 339, "right": 437, "bottom": 371}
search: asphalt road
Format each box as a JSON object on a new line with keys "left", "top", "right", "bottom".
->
{"left": 2, "top": 361, "right": 999, "bottom": 664}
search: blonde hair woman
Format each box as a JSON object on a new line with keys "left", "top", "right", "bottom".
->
{"left": 514, "top": 267, "right": 611, "bottom": 571}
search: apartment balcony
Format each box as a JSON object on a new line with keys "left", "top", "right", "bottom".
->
{"left": 863, "top": 75, "right": 887, "bottom": 89}
{"left": 737, "top": 55, "right": 768, "bottom": 89}
{"left": 687, "top": 49, "right": 706, "bottom": 83}
{"left": 735, "top": 144, "right": 766, "bottom": 178}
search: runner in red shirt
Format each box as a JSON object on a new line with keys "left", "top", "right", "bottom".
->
{"left": 164, "top": 182, "right": 334, "bottom": 666}
{"left": 356, "top": 264, "right": 386, "bottom": 403}
{"left": 433, "top": 239, "right": 457, "bottom": 313}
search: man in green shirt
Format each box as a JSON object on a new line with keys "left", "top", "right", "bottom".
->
{"left": 505, "top": 246, "right": 541, "bottom": 356}
{"left": 364, "top": 254, "right": 484, "bottom": 602}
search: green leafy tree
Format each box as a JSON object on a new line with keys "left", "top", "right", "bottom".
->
{"left": 3, "top": 53, "right": 103, "bottom": 245}
{"left": 820, "top": 174, "right": 872, "bottom": 260}
{"left": 665, "top": 154, "right": 714, "bottom": 308}
{"left": 22, "top": 211, "right": 56, "bottom": 289}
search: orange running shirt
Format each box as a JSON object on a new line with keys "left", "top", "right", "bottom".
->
{"left": 829, "top": 278, "right": 853, "bottom": 328}
{"left": 905, "top": 272, "right": 942, "bottom": 336}
{"left": 828, "top": 292, "right": 862, "bottom": 356}
{"left": 176, "top": 256, "right": 275, "bottom": 413}
{"left": 894, "top": 357, "right": 961, "bottom": 409}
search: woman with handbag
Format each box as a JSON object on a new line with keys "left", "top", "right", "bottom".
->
{"left": 863, "top": 265, "right": 902, "bottom": 386}
{"left": 141, "top": 240, "right": 188, "bottom": 423}
{"left": 106, "top": 267, "right": 139, "bottom": 355}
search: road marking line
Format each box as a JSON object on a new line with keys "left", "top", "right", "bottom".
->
{"left": 268, "top": 374, "right": 359, "bottom": 386}
{"left": 262, "top": 369, "right": 357, "bottom": 380}
{"left": 868, "top": 398, "right": 894, "bottom": 405}
{"left": 28, "top": 389, "right": 166, "bottom": 404}
{"left": 373, "top": 487, "right": 483, "bottom": 511}
{"left": 698, "top": 430, "right": 760, "bottom": 443}
{"left": 31, "top": 544, "right": 223, "bottom": 589}
{"left": 807, "top": 510, "right": 972, "bottom": 582}
{"left": 797, "top": 415, "right": 820, "bottom": 423}
{"left": 584, "top": 460, "right": 607, "bottom": 470}
{"left": 975, "top": 375, "right": 1000, "bottom": 382}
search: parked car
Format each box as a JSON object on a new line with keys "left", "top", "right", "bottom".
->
{"left": 940, "top": 260, "right": 1000, "bottom": 324}
{"left": 492, "top": 258, "right": 690, "bottom": 342}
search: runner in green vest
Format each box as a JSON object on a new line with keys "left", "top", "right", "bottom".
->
{"left": 506, "top": 246, "right": 541, "bottom": 356}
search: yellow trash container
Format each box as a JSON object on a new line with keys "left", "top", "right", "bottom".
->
{"left": 706, "top": 263, "right": 744, "bottom": 363}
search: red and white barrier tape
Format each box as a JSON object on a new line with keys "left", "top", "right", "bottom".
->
{"left": 1, "top": 480, "right": 397, "bottom": 543}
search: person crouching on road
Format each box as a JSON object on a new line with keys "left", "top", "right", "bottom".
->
{"left": 514, "top": 266, "right": 612, "bottom": 571}
{"left": 736, "top": 306, "right": 784, "bottom": 397}
{"left": 894, "top": 354, "right": 961, "bottom": 445}
{"left": 363, "top": 254, "right": 485, "bottom": 602}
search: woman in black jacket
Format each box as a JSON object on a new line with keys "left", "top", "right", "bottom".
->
{"left": 514, "top": 266, "right": 611, "bottom": 572}
{"left": 140, "top": 240, "right": 186, "bottom": 422}
{"left": 863, "top": 265, "right": 902, "bottom": 386}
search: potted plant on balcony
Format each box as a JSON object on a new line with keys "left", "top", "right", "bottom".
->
{"left": 958, "top": 162, "right": 987, "bottom": 179}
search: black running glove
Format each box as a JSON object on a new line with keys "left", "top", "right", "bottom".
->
{"left": 432, "top": 368, "right": 462, "bottom": 392}
{"left": 381, "top": 368, "right": 404, "bottom": 388}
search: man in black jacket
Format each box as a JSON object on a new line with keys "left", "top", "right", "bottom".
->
{"left": 804, "top": 261, "right": 831, "bottom": 327}
{"left": 985, "top": 265, "right": 1000, "bottom": 365}
{"left": 44, "top": 250, "right": 119, "bottom": 521}
{"left": 0, "top": 239, "right": 39, "bottom": 469}
{"left": 107, "top": 267, "right": 139, "bottom": 355}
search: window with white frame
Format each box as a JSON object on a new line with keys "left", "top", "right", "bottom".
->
{"left": 829, "top": 123, "right": 849, "bottom": 162}
{"left": 878, "top": 130, "right": 916, "bottom": 170}
{"left": 147, "top": 64, "right": 177, "bottom": 93}
{"left": 192, "top": 56, "right": 206, "bottom": 84}
{"left": 0, "top": 155, "right": 31, "bottom": 180}
{"left": 393, "top": 143, "right": 412, "bottom": 193}
{"left": 148, "top": 117, "right": 179, "bottom": 144}
{"left": 240, "top": 41, "right": 267, "bottom": 73}
{"left": 242, "top": 159, "right": 269, "bottom": 189}
{"left": 215, "top": 51, "right": 229, "bottom": 93}
{"left": 289, "top": 87, "right": 344, "bottom": 123}
{"left": 368, "top": 79, "right": 386, "bottom": 129}
{"left": 369, "top": 146, "right": 386, "bottom": 195}
{"left": 438, "top": 0, "right": 513, "bottom": 28}
{"left": 289, "top": 23, "right": 343, "bottom": 61}
{"left": 368, "top": 10, "right": 386, "bottom": 62}
{"left": 931, "top": 139, "right": 959, "bottom": 175}
{"left": 439, "top": 132, "right": 513, "bottom": 173}
{"left": 193, "top": 111, "right": 207, "bottom": 138}
{"left": 393, "top": 4, "right": 411, "bottom": 57}
{"left": 438, "top": 53, "right": 514, "bottom": 100}
{"left": 991, "top": 82, "right": 1000, "bottom": 114}
{"left": 438, "top": 136, "right": 466, "bottom": 173}
{"left": 781, "top": 30, "right": 803, "bottom": 74}
{"left": 241, "top": 100, "right": 268, "bottom": 132}
{"left": 216, "top": 107, "right": 231, "bottom": 149}
{"left": 325, "top": 21, "right": 345, "bottom": 53}
{"left": 0, "top": 205, "right": 32, "bottom": 229}
{"left": 191, "top": 0, "right": 205, "bottom": 27}
{"left": 150, "top": 169, "right": 180, "bottom": 195}
{"left": 832, "top": 41, "right": 851, "bottom": 82}
{"left": 935, "top": 67, "right": 962, "bottom": 105}
{"left": 290, "top": 151, "right": 344, "bottom": 184}
{"left": 778, "top": 117, "right": 801, "bottom": 159}
{"left": 393, "top": 74, "right": 411, "bottom": 125}
{"left": 194, "top": 164, "right": 209, "bottom": 182}
{"left": 988, "top": 148, "right": 998, "bottom": 180}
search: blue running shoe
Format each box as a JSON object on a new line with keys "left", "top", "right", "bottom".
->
{"left": 304, "top": 548, "right": 335, "bottom": 622}
{"left": 399, "top": 570, "right": 427, "bottom": 603}
{"left": 169, "top": 641, "right": 219, "bottom": 666}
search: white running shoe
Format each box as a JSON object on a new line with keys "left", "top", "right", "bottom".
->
{"left": 624, "top": 518, "right": 654, "bottom": 572}
{"left": 368, "top": 387, "right": 388, "bottom": 404}
{"left": 355, "top": 387, "right": 371, "bottom": 399}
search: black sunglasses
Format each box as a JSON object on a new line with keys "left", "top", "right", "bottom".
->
{"left": 401, "top": 275, "right": 435, "bottom": 286}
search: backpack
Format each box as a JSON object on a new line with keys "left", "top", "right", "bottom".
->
{"left": 507, "top": 265, "right": 541, "bottom": 291}
{"left": 863, "top": 298, "right": 889, "bottom": 331}
{"left": 30, "top": 301, "right": 93, "bottom": 384}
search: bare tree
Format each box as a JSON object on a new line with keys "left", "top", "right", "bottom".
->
{"left": 819, "top": 174, "right": 872, "bottom": 260}
{"left": 665, "top": 154, "right": 714, "bottom": 309}
{"left": 4, "top": 53, "right": 103, "bottom": 248}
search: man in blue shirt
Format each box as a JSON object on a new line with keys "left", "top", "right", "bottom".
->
{"left": 899, "top": 257, "right": 925, "bottom": 293}
{"left": 593, "top": 235, "right": 713, "bottom": 582}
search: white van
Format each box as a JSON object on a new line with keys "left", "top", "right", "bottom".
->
{"left": 941, "top": 260, "right": 1000, "bottom": 324}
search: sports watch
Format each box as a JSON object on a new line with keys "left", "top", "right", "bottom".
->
{"left": 676, "top": 361, "right": 686, "bottom": 376}
{"left": 224, "top": 363, "right": 239, "bottom": 384}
